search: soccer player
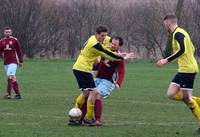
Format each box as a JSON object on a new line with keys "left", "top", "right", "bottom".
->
{"left": 82, "top": 36, "right": 126, "bottom": 126}
{"left": 69, "top": 26, "right": 133, "bottom": 126}
{"left": 0, "top": 27, "right": 24, "bottom": 99}
{"left": 157, "top": 15, "right": 200, "bottom": 134}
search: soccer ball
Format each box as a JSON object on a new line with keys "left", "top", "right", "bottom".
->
{"left": 68, "top": 108, "right": 82, "bottom": 119}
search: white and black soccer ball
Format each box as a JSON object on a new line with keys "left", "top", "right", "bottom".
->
{"left": 68, "top": 108, "right": 82, "bottom": 119}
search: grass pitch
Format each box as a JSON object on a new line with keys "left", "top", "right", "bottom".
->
{"left": 0, "top": 60, "right": 200, "bottom": 137}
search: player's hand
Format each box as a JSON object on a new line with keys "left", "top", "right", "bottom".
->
{"left": 123, "top": 52, "right": 135, "bottom": 60}
{"left": 156, "top": 59, "right": 168, "bottom": 67}
{"left": 19, "top": 63, "right": 23, "bottom": 67}
{"left": 115, "top": 84, "right": 120, "bottom": 91}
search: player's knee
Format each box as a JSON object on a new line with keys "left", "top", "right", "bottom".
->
{"left": 96, "top": 93, "right": 102, "bottom": 100}
{"left": 166, "top": 92, "right": 174, "bottom": 100}
{"left": 82, "top": 92, "right": 89, "bottom": 98}
{"left": 91, "top": 91, "right": 98, "bottom": 97}
{"left": 183, "top": 96, "right": 193, "bottom": 104}
{"left": 7, "top": 75, "right": 13, "bottom": 80}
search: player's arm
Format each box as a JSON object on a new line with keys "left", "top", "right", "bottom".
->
{"left": 115, "top": 60, "right": 125, "bottom": 90}
{"left": 93, "top": 56, "right": 101, "bottom": 66}
{"left": 15, "top": 40, "right": 24, "bottom": 64}
{"left": 157, "top": 32, "right": 185, "bottom": 66}
{"left": 166, "top": 32, "right": 185, "bottom": 62}
{"left": 91, "top": 57, "right": 101, "bottom": 78}
{"left": 93, "top": 43, "right": 123, "bottom": 61}
{"left": 0, "top": 40, "right": 3, "bottom": 56}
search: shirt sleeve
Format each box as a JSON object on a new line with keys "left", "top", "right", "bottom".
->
{"left": 0, "top": 40, "right": 3, "bottom": 56}
{"left": 116, "top": 60, "right": 125, "bottom": 87}
{"left": 93, "top": 43, "right": 123, "bottom": 61}
{"left": 167, "top": 32, "right": 185, "bottom": 62}
{"left": 15, "top": 40, "right": 24, "bottom": 63}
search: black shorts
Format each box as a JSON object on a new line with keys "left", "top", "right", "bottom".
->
{"left": 73, "top": 69, "right": 96, "bottom": 91}
{"left": 171, "top": 73, "right": 196, "bottom": 90}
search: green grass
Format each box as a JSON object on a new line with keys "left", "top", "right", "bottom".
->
{"left": 0, "top": 60, "right": 200, "bottom": 137}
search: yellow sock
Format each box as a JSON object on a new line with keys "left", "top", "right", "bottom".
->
{"left": 75, "top": 95, "right": 85, "bottom": 108}
{"left": 187, "top": 100, "right": 200, "bottom": 122}
{"left": 193, "top": 96, "right": 200, "bottom": 105}
{"left": 174, "top": 91, "right": 200, "bottom": 105}
{"left": 174, "top": 91, "right": 183, "bottom": 101}
{"left": 85, "top": 102, "right": 94, "bottom": 120}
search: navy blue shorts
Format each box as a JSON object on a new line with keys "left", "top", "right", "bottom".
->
{"left": 73, "top": 69, "right": 96, "bottom": 91}
{"left": 171, "top": 73, "right": 196, "bottom": 90}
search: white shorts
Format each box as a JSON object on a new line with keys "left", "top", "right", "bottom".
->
{"left": 94, "top": 78, "right": 115, "bottom": 98}
{"left": 4, "top": 63, "right": 17, "bottom": 76}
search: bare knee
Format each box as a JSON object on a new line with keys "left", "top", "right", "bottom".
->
{"left": 166, "top": 91, "right": 175, "bottom": 100}
{"left": 96, "top": 93, "right": 102, "bottom": 100}
{"left": 182, "top": 90, "right": 193, "bottom": 104}
{"left": 167, "top": 83, "right": 180, "bottom": 100}
{"left": 82, "top": 92, "right": 89, "bottom": 98}
{"left": 182, "top": 96, "right": 193, "bottom": 104}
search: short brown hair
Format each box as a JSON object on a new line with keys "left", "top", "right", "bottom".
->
{"left": 163, "top": 14, "right": 177, "bottom": 21}
{"left": 111, "top": 36, "right": 124, "bottom": 46}
{"left": 4, "top": 26, "right": 12, "bottom": 30}
{"left": 96, "top": 25, "right": 107, "bottom": 34}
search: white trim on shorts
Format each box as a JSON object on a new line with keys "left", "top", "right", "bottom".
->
{"left": 180, "top": 88, "right": 193, "bottom": 91}
{"left": 79, "top": 88, "right": 96, "bottom": 91}
{"left": 171, "top": 82, "right": 180, "bottom": 87}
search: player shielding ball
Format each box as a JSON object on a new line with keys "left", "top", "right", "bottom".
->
{"left": 69, "top": 26, "right": 134, "bottom": 126}
{"left": 157, "top": 15, "right": 200, "bottom": 134}
{"left": 0, "top": 27, "right": 24, "bottom": 99}
{"left": 80, "top": 36, "right": 126, "bottom": 126}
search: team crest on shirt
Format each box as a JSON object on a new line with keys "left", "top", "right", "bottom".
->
{"left": 9, "top": 41, "right": 13, "bottom": 45}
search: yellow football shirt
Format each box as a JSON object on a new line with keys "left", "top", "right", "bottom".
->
{"left": 73, "top": 35, "right": 122, "bottom": 73}
{"left": 167, "top": 27, "right": 198, "bottom": 73}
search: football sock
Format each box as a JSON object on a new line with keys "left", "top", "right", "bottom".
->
{"left": 174, "top": 91, "right": 200, "bottom": 105}
{"left": 95, "top": 99, "right": 102, "bottom": 122}
{"left": 174, "top": 91, "right": 183, "bottom": 101}
{"left": 7, "top": 78, "right": 13, "bottom": 96}
{"left": 85, "top": 101, "right": 94, "bottom": 120}
{"left": 75, "top": 95, "right": 85, "bottom": 108}
{"left": 13, "top": 81, "right": 20, "bottom": 95}
{"left": 187, "top": 100, "right": 200, "bottom": 122}
{"left": 80, "top": 101, "right": 87, "bottom": 122}
{"left": 193, "top": 96, "right": 200, "bottom": 106}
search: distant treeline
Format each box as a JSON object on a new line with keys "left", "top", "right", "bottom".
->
{"left": 0, "top": 0, "right": 199, "bottom": 59}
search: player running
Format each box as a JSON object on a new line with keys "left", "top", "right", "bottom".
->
{"left": 0, "top": 27, "right": 24, "bottom": 99}
{"left": 157, "top": 15, "right": 200, "bottom": 134}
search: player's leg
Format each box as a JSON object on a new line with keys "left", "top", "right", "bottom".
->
{"left": 94, "top": 79, "right": 115, "bottom": 126}
{"left": 75, "top": 92, "right": 89, "bottom": 108}
{"left": 9, "top": 64, "right": 21, "bottom": 99}
{"left": 182, "top": 89, "right": 200, "bottom": 122}
{"left": 73, "top": 70, "right": 90, "bottom": 109}
{"left": 84, "top": 89, "right": 98, "bottom": 122}
{"left": 166, "top": 73, "right": 200, "bottom": 101}
{"left": 167, "top": 73, "right": 181, "bottom": 101}
{"left": 4, "top": 64, "right": 17, "bottom": 99}
{"left": 178, "top": 73, "right": 200, "bottom": 134}
{"left": 80, "top": 78, "right": 101, "bottom": 124}
{"left": 80, "top": 98, "right": 87, "bottom": 123}
{"left": 83, "top": 78, "right": 101, "bottom": 125}
{"left": 95, "top": 94, "right": 103, "bottom": 126}
{"left": 167, "top": 83, "right": 180, "bottom": 100}
{"left": 71, "top": 69, "right": 96, "bottom": 125}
